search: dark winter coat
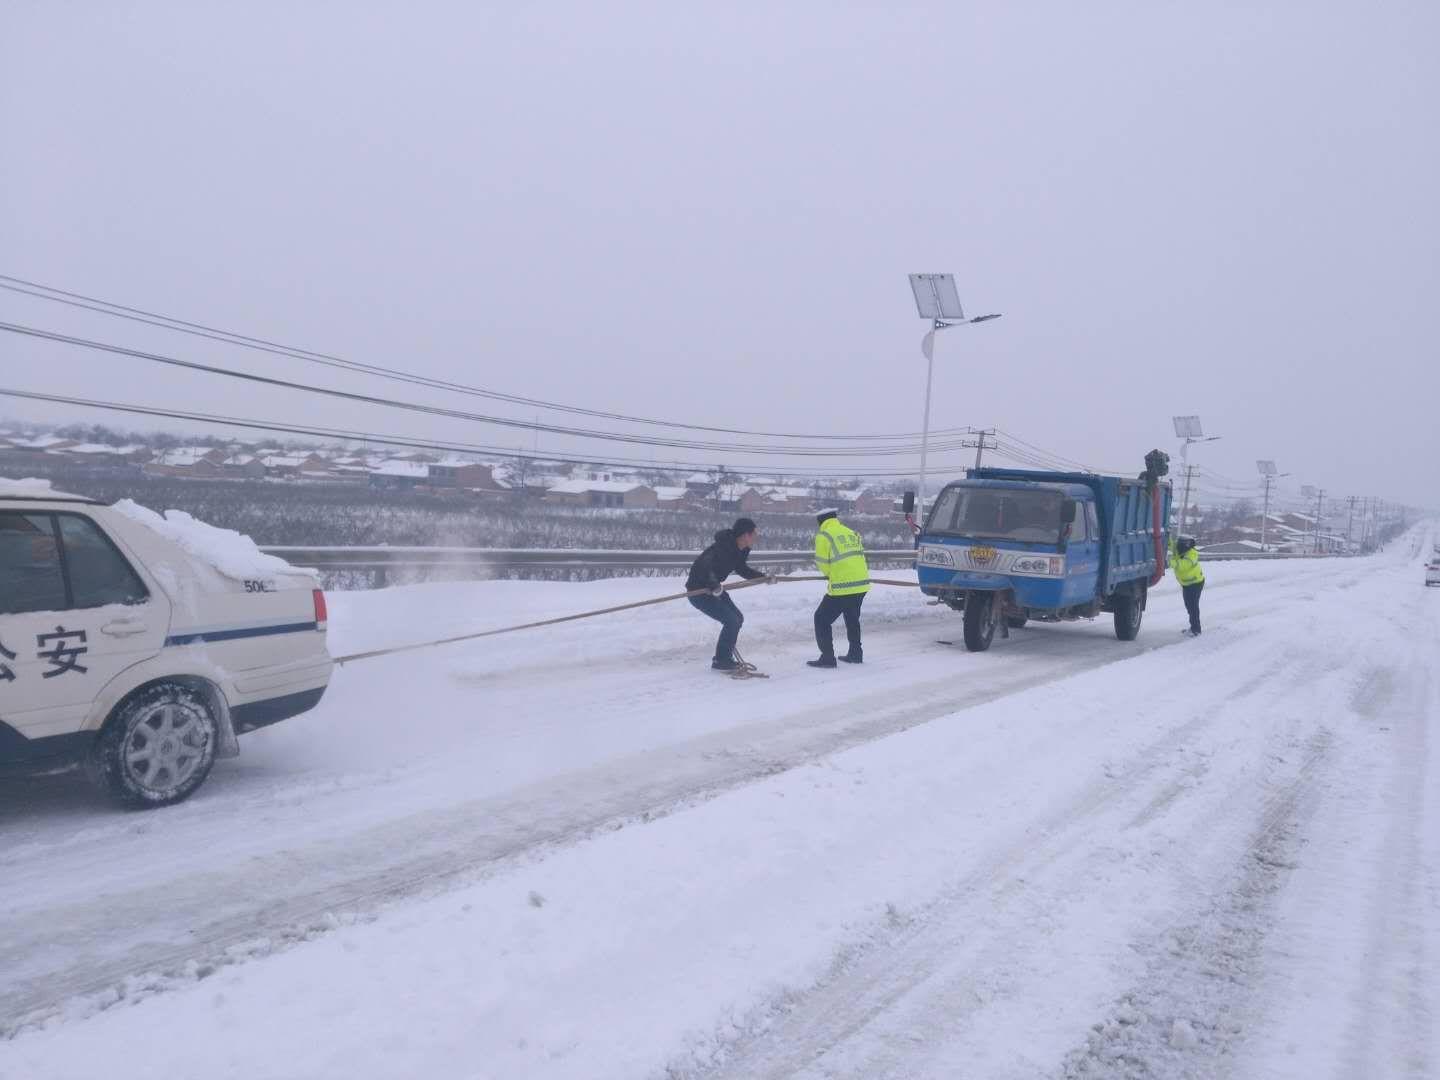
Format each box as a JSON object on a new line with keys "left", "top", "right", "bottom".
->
{"left": 686, "top": 529, "right": 764, "bottom": 591}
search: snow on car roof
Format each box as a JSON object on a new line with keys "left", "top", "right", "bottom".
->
{"left": 0, "top": 476, "right": 90, "bottom": 500}
{"left": 110, "top": 499, "right": 316, "bottom": 581}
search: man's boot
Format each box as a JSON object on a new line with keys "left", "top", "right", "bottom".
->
{"left": 807, "top": 655, "right": 838, "bottom": 669}
{"left": 839, "top": 650, "right": 863, "bottom": 664}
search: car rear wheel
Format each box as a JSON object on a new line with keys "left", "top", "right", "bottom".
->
{"left": 91, "top": 683, "right": 219, "bottom": 808}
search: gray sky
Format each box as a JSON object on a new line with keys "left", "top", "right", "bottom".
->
{"left": 2, "top": 2, "right": 1436, "bottom": 506}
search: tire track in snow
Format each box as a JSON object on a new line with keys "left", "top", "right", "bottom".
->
{"left": 0, "top": 623, "right": 1266, "bottom": 1036}
{"left": 680, "top": 635, "right": 1335, "bottom": 1079}
{"left": 1058, "top": 727, "right": 1334, "bottom": 1079}
{"left": 0, "top": 562, "right": 1375, "bottom": 1038}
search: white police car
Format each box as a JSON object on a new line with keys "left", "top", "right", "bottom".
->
{"left": 1, "top": 480, "right": 331, "bottom": 806}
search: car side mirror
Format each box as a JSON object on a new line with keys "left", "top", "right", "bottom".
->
{"left": 902, "top": 491, "right": 915, "bottom": 514}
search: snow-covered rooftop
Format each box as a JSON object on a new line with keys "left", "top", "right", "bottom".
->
{"left": 152, "top": 448, "right": 216, "bottom": 467}
{"left": 372, "top": 460, "right": 431, "bottom": 478}
{"left": 62, "top": 443, "right": 122, "bottom": 456}
{"left": 10, "top": 435, "right": 74, "bottom": 449}
{"left": 549, "top": 479, "right": 651, "bottom": 494}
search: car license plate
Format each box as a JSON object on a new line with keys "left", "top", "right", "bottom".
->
{"left": 970, "top": 546, "right": 998, "bottom": 565}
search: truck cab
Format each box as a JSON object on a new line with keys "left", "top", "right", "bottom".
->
{"left": 913, "top": 468, "right": 1170, "bottom": 651}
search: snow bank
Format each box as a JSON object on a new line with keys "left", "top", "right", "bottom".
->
{"left": 110, "top": 500, "right": 314, "bottom": 582}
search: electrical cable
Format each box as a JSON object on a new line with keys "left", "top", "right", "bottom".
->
{"left": 0, "top": 273, "right": 978, "bottom": 443}
{"left": 0, "top": 321, "right": 987, "bottom": 459}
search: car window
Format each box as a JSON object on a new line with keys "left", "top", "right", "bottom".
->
{"left": 0, "top": 511, "right": 68, "bottom": 614}
{"left": 57, "top": 514, "right": 149, "bottom": 608}
{"left": 1069, "top": 503, "right": 1088, "bottom": 542}
{"left": 1087, "top": 503, "right": 1099, "bottom": 540}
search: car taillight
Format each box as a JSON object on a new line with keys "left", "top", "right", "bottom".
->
{"left": 313, "top": 589, "right": 328, "bottom": 631}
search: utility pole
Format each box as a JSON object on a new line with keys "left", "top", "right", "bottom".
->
{"left": 1178, "top": 464, "right": 1198, "bottom": 536}
{"left": 1313, "top": 489, "right": 1326, "bottom": 554}
{"left": 963, "top": 428, "right": 998, "bottom": 473}
{"left": 1346, "top": 495, "right": 1357, "bottom": 552}
{"left": 1261, "top": 474, "right": 1272, "bottom": 550}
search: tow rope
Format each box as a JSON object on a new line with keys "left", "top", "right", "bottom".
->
{"left": 332, "top": 574, "right": 920, "bottom": 666}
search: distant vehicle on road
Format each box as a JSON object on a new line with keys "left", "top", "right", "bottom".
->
{"left": 1, "top": 482, "right": 331, "bottom": 806}
{"left": 908, "top": 468, "right": 1172, "bottom": 651}
{"left": 1426, "top": 558, "right": 1440, "bottom": 587}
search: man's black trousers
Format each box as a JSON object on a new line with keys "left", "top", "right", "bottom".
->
{"left": 815, "top": 592, "right": 864, "bottom": 659}
{"left": 1182, "top": 580, "right": 1204, "bottom": 635}
{"left": 689, "top": 593, "right": 744, "bottom": 661}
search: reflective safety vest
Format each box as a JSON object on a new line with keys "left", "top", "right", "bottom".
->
{"left": 815, "top": 518, "right": 871, "bottom": 596}
{"left": 1170, "top": 537, "right": 1205, "bottom": 586}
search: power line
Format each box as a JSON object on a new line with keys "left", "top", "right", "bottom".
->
{"left": 993, "top": 429, "right": 1097, "bottom": 472}
{"left": 0, "top": 386, "right": 980, "bottom": 481}
{"left": 0, "top": 272, "right": 977, "bottom": 443}
{"left": 0, "top": 320, "right": 991, "bottom": 460}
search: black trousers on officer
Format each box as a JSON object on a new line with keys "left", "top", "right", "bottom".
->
{"left": 815, "top": 593, "right": 864, "bottom": 659}
{"left": 1182, "top": 581, "right": 1204, "bottom": 635}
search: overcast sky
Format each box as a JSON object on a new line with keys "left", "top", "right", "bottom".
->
{"left": 2, "top": 2, "right": 1436, "bottom": 507}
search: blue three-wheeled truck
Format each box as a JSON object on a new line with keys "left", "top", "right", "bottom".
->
{"left": 908, "top": 464, "right": 1174, "bottom": 651}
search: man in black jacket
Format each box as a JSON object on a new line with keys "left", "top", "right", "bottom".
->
{"left": 687, "top": 517, "right": 769, "bottom": 670}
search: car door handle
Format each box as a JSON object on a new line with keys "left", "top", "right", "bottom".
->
{"left": 101, "top": 618, "right": 149, "bottom": 637}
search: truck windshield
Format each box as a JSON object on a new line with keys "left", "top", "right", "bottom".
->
{"left": 926, "top": 487, "right": 1065, "bottom": 544}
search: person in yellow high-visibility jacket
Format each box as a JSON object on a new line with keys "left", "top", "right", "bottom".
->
{"left": 809, "top": 509, "right": 871, "bottom": 668}
{"left": 1170, "top": 534, "right": 1205, "bottom": 636}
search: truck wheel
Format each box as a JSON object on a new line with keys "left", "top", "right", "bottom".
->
{"left": 963, "top": 592, "right": 997, "bottom": 652}
{"left": 1113, "top": 593, "right": 1143, "bottom": 641}
{"left": 90, "top": 683, "right": 219, "bottom": 808}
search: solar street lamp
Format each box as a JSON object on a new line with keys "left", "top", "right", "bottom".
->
{"left": 1256, "top": 460, "right": 1290, "bottom": 551}
{"left": 908, "top": 274, "right": 1001, "bottom": 521}
{"left": 1171, "top": 415, "right": 1220, "bottom": 535}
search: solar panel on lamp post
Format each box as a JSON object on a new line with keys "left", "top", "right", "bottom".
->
{"left": 908, "top": 274, "right": 1001, "bottom": 522}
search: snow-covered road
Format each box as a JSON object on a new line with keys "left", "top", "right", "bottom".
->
{"left": 2, "top": 534, "right": 1436, "bottom": 1079}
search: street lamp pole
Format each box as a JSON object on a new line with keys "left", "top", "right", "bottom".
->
{"left": 917, "top": 328, "right": 937, "bottom": 524}
{"left": 909, "top": 274, "right": 1000, "bottom": 522}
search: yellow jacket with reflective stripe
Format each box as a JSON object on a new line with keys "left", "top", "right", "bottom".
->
{"left": 1169, "top": 536, "right": 1205, "bottom": 586}
{"left": 815, "top": 518, "right": 870, "bottom": 596}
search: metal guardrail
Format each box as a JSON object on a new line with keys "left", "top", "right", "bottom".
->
{"left": 1194, "top": 551, "right": 1343, "bottom": 560}
{"left": 257, "top": 545, "right": 1335, "bottom": 586}
{"left": 258, "top": 546, "right": 921, "bottom": 586}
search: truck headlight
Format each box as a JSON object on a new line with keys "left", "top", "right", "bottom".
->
{"left": 918, "top": 544, "right": 955, "bottom": 568}
{"left": 1012, "top": 556, "right": 1065, "bottom": 576}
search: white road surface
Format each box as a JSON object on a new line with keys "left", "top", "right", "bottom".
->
{"left": 1, "top": 532, "right": 1436, "bottom": 1079}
